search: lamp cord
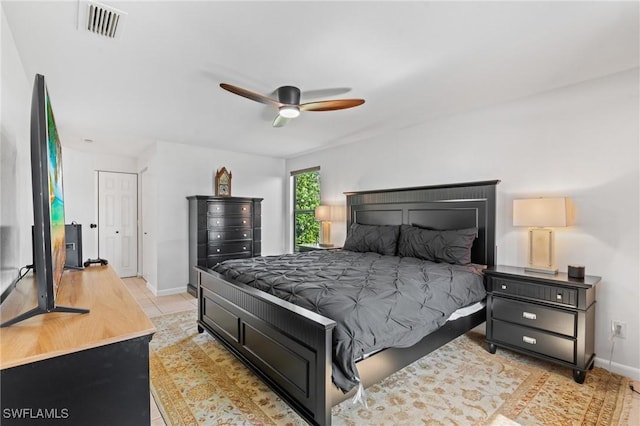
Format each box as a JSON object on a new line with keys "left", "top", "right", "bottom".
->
{"left": 607, "top": 335, "right": 640, "bottom": 396}
{"left": 608, "top": 336, "right": 615, "bottom": 375}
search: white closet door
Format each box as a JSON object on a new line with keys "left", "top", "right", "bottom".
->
{"left": 98, "top": 171, "right": 138, "bottom": 277}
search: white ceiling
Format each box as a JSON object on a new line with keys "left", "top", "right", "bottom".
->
{"left": 3, "top": 1, "right": 638, "bottom": 159}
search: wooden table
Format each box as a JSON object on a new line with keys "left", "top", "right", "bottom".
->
{"left": 0, "top": 265, "right": 156, "bottom": 425}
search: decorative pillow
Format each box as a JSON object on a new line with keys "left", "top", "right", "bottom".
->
{"left": 397, "top": 224, "right": 477, "bottom": 265}
{"left": 343, "top": 223, "right": 400, "bottom": 256}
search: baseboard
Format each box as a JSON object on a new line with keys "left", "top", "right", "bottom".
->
{"left": 153, "top": 285, "right": 189, "bottom": 297}
{"left": 594, "top": 356, "right": 640, "bottom": 381}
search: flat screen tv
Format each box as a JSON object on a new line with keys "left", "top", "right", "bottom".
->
{"left": 0, "top": 74, "right": 88, "bottom": 327}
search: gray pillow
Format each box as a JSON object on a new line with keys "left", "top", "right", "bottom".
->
{"left": 397, "top": 224, "right": 477, "bottom": 265}
{"left": 343, "top": 223, "right": 400, "bottom": 256}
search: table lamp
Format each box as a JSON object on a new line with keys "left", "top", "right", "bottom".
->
{"left": 315, "top": 205, "right": 333, "bottom": 247}
{"left": 513, "top": 197, "right": 569, "bottom": 275}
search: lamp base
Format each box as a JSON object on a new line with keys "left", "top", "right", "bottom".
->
{"left": 524, "top": 265, "right": 558, "bottom": 275}
{"left": 319, "top": 221, "right": 331, "bottom": 248}
{"left": 526, "top": 228, "right": 557, "bottom": 275}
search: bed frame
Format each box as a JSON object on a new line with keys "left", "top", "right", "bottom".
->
{"left": 196, "top": 180, "right": 499, "bottom": 425}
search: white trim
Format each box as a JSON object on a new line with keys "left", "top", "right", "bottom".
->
{"left": 150, "top": 284, "right": 188, "bottom": 297}
{"left": 594, "top": 356, "right": 640, "bottom": 381}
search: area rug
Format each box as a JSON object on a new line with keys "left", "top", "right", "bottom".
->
{"left": 149, "top": 309, "right": 633, "bottom": 425}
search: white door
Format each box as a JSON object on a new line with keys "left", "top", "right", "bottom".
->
{"left": 98, "top": 171, "right": 138, "bottom": 277}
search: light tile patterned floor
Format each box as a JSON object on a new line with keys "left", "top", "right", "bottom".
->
{"left": 123, "top": 276, "right": 197, "bottom": 426}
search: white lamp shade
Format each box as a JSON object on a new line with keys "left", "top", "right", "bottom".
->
{"left": 315, "top": 205, "right": 332, "bottom": 222}
{"left": 513, "top": 198, "right": 569, "bottom": 227}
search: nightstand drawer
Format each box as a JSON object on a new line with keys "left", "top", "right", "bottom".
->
{"left": 492, "top": 297, "right": 576, "bottom": 337}
{"left": 492, "top": 320, "right": 575, "bottom": 364}
{"left": 492, "top": 277, "right": 578, "bottom": 307}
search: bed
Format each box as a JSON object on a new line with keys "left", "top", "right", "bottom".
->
{"left": 195, "top": 180, "right": 499, "bottom": 426}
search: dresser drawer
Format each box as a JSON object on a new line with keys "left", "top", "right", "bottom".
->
{"left": 208, "top": 216, "right": 252, "bottom": 229}
{"left": 491, "top": 277, "right": 578, "bottom": 307}
{"left": 208, "top": 229, "right": 252, "bottom": 242}
{"left": 492, "top": 297, "right": 576, "bottom": 337}
{"left": 208, "top": 241, "right": 252, "bottom": 255}
{"left": 492, "top": 319, "right": 575, "bottom": 364}
{"left": 207, "top": 202, "right": 252, "bottom": 216}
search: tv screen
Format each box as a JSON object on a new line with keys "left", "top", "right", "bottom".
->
{"left": 0, "top": 74, "right": 88, "bottom": 327}
{"left": 40, "top": 76, "right": 66, "bottom": 303}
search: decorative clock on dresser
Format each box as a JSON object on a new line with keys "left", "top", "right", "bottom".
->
{"left": 485, "top": 265, "right": 601, "bottom": 384}
{"left": 187, "top": 195, "right": 262, "bottom": 296}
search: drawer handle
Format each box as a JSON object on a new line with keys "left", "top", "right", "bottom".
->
{"left": 522, "top": 312, "right": 537, "bottom": 320}
{"left": 216, "top": 248, "right": 221, "bottom": 253}
{"left": 556, "top": 294, "right": 562, "bottom": 300}
{"left": 242, "top": 207, "right": 247, "bottom": 211}
{"left": 217, "top": 235, "right": 221, "bottom": 239}
{"left": 501, "top": 284, "right": 507, "bottom": 290}
{"left": 243, "top": 233, "right": 247, "bottom": 237}
{"left": 242, "top": 246, "right": 247, "bottom": 250}
{"left": 242, "top": 220, "right": 247, "bottom": 224}
{"left": 522, "top": 336, "right": 537, "bottom": 345}
{"left": 216, "top": 220, "right": 220, "bottom": 224}
{"left": 216, "top": 207, "right": 220, "bottom": 211}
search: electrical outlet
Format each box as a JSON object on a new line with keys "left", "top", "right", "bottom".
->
{"left": 612, "top": 320, "right": 627, "bottom": 339}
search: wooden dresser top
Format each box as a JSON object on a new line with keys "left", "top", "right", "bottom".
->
{"left": 0, "top": 265, "right": 156, "bottom": 370}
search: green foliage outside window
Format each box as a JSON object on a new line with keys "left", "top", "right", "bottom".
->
{"left": 294, "top": 171, "right": 320, "bottom": 249}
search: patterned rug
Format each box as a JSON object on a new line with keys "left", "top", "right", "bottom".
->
{"left": 149, "top": 309, "right": 634, "bottom": 425}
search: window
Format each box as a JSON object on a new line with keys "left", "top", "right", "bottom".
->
{"left": 292, "top": 168, "right": 320, "bottom": 251}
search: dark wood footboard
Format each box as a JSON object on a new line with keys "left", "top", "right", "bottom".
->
{"left": 197, "top": 267, "right": 336, "bottom": 426}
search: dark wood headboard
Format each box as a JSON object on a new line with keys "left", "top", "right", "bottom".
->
{"left": 344, "top": 180, "right": 499, "bottom": 266}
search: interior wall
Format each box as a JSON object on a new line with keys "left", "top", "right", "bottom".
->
{"left": 146, "top": 140, "right": 286, "bottom": 296}
{"left": 1, "top": 9, "right": 32, "bottom": 295}
{"left": 286, "top": 69, "right": 640, "bottom": 379}
{"left": 62, "top": 147, "right": 138, "bottom": 262}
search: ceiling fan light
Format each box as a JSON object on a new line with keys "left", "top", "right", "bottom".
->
{"left": 279, "top": 105, "right": 300, "bottom": 118}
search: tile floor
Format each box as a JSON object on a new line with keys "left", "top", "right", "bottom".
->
{"left": 123, "top": 276, "right": 197, "bottom": 426}
{"left": 124, "top": 277, "right": 640, "bottom": 426}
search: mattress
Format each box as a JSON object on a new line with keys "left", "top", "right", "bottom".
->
{"left": 213, "top": 250, "right": 486, "bottom": 392}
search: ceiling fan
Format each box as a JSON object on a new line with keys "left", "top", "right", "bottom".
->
{"left": 220, "top": 83, "right": 365, "bottom": 127}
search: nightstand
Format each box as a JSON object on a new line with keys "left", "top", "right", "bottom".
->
{"left": 298, "top": 244, "right": 341, "bottom": 252}
{"left": 485, "top": 265, "right": 600, "bottom": 384}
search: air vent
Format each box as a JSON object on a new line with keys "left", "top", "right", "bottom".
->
{"left": 78, "top": 1, "right": 127, "bottom": 39}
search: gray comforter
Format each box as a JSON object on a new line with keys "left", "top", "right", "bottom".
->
{"left": 212, "top": 250, "right": 486, "bottom": 392}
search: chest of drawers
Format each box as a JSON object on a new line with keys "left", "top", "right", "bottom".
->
{"left": 187, "top": 196, "right": 262, "bottom": 296}
{"left": 485, "top": 265, "right": 600, "bottom": 384}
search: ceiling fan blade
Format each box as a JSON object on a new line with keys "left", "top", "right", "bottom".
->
{"left": 220, "top": 83, "right": 283, "bottom": 107}
{"left": 272, "top": 114, "right": 291, "bottom": 128}
{"left": 300, "top": 99, "right": 365, "bottom": 112}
